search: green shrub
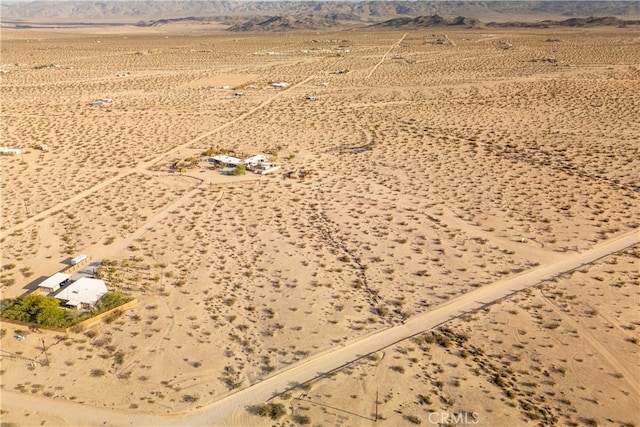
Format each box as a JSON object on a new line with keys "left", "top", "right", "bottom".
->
{"left": 230, "top": 164, "right": 246, "bottom": 175}
{"left": 258, "top": 403, "right": 286, "bottom": 420}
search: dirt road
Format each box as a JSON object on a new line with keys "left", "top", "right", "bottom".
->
{"left": 2, "top": 228, "right": 637, "bottom": 426}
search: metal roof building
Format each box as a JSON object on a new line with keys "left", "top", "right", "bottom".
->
{"left": 38, "top": 272, "right": 71, "bottom": 294}
{"left": 55, "top": 277, "right": 107, "bottom": 309}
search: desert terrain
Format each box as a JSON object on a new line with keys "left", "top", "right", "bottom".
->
{"left": 1, "top": 21, "right": 639, "bottom": 427}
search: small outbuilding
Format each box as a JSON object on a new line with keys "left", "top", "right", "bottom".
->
{"left": 244, "top": 154, "right": 268, "bottom": 166}
{"left": 71, "top": 254, "right": 88, "bottom": 265}
{"left": 38, "top": 272, "right": 71, "bottom": 294}
{"left": 0, "top": 147, "right": 22, "bottom": 155}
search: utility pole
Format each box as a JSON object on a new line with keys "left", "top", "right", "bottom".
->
{"left": 41, "top": 338, "right": 49, "bottom": 366}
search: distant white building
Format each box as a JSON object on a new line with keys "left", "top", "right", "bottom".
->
{"left": 38, "top": 273, "right": 71, "bottom": 294}
{"left": 89, "top": 98, "right": 113, "bottom": 107}
{"left": 71, "top": 254, "right": 88, "bottom": 265}
{"left": 0, "top": 147, "right": 22, "bottom": 155}
{"left": 244, "top": 154, "right": 268, "bottom": 166}
{"left": 255, "top": 163, "right": 281, "bottom": 175}
{"left": 271, "top": 82, "right": 288, "bottom": 88}
{"left": 55, "top": 277, "right": 107, "bottom": 309}
{"left": 210, "top": 154, "right": 242, "bottom": 166}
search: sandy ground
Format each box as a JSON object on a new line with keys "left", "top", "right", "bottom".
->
{"left": 1, "top": 24, "right": 639, "bottom": 426}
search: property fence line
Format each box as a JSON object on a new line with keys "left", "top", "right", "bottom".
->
{"left": 62, "top": 256, "right": 91, "bottom": 274}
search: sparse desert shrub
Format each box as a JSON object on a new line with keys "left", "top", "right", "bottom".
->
{"left": 182, "top": 394, "right": 200, "bottom": 403}
{"left": 258, "top": 403, "right": 286, "bottom": 420}
{"left": 390, "top": 365, "right": 405, "bottom": 374}
{"left": 375, "top": 305, "right": 389, "bottom": 317}
{"left": 405, "top": 415, "right": 422, "bottom": 424}
{"left": 524, "top": 411, "right": 541, "bottom": 421}
{"left": 113, "top": 351, "right": 125, "bottom": 365}
{"left": 544, "top": 322, "right": 561, "bottom": 330}
{"left": 417, "top": 394, "right": 432, "bottom": 405}
{"left": 295, "top": 415, "right": 312, "bottom": 425}
{"left": 436, "top": 335, "right": 452, "bottom": 348}
{"left": 117, "top": 371, "right": 131, "bottom": 380}
{"left": 90, "top": 369, "right": 105, "bottom": 377}
{"left": 230, "top": 164, "right": 246, "bottom": 175}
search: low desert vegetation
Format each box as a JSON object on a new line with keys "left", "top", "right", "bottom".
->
{"left": 0, "top": 292, "right": 133, "bottom": 329}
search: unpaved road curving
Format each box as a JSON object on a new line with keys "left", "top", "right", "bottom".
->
{"left": 2, "top": 229, "right": 637, "bottom": 426}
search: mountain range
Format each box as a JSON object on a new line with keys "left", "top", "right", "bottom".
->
{"left": 2, "top": 1, "right": 639, "bottom": 31}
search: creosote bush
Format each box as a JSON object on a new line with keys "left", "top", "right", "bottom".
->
{"left": 258, "top": 402, "right": 286, "bottom": 420}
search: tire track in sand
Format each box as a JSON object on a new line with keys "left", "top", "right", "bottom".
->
{"left": 366, "top": 33, "right": 407, "bottom": 79}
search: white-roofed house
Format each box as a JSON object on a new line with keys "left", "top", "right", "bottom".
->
{"left": 38, "top": 272, "right": 71, "bottom": 294}
{"left": 244, "top": 154, "right": 268, "bottom": 166}
{"left": 210, "top": 154, "right": 242, "bottom": 167}
{"left": 54, "top": 277, "right": 108, "bottom": 310}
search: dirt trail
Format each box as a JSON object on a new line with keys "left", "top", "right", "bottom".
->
{"left": 2, "top": 229, "right": 637, "bottom": 426}
{"left": 366, "top": 33, "right": 407, "bottom": 79}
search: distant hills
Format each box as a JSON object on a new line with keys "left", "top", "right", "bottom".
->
{"left": 371, "top": 15, "right": 640, "bottom": 30}
{"left": 227, "top": 15, "right": 342, "bottom": 32}
{"left": 2, "top": 1, "right": 640, "bottom": 31}
{"left": 371, "top": 15, "right": 483, "bottom": 29}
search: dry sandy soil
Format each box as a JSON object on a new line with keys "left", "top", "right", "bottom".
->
{"left": 1, "top": 23, "right": 639, "bottom": 426}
